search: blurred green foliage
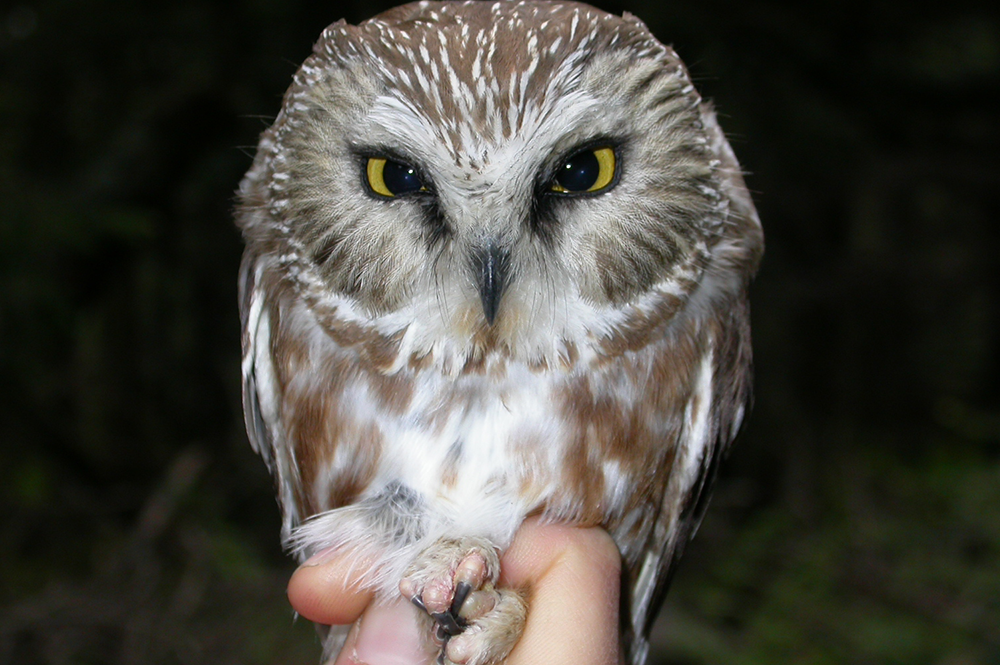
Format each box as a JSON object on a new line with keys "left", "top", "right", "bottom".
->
{"left": 1, "top": 0, "right": 997, "bottom": 663}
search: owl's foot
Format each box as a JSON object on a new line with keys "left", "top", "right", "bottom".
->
{"left": 399, "top": 538, "right": 526, "bottom": 665}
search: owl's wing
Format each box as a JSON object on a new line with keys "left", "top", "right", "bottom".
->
{"left": 624, "top": 297, "right": 755, "bottom": 664}
{"left": 239, "top": 247, "right": 308, "bottom": 544}
{"left": 238, "top": 249, "right": 277, "bottom": 474}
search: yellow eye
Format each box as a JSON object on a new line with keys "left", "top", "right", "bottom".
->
{"left": 551, "top": 146, "right": 616, "bottom": 194}
{"left": 366, "top": 157, "right": 425, "bottom": 197}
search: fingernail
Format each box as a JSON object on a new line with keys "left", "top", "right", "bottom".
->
{"left": 353, "top": 598, "right": 430, "bottom": 665}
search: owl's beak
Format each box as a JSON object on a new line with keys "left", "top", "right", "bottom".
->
{"left": 473, "top": 243, "right": 509, "bottom": 326}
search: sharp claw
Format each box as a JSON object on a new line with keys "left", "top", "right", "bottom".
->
{"left": 432, "top": 611, "right": 467, "bottom": 637}
{"left": 411, "top": 595, "right": 428, "bottom": 612}
{"left": 450, "top": 581, "right": 472, "bottom": 616}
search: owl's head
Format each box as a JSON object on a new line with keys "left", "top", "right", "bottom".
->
{"left": 237, "top": 0, "right": 762, "bottom": 365}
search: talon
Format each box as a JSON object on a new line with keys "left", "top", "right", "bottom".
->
{"left": 451, "top": 581, "right": 472, "bottom": 615}
{"left": 432, "top": 610, "right": 467, "bottom": 637}
{"left": 402, "top": 538, "right": 514, "bottom": 665}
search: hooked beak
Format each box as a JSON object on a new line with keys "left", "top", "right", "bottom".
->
{"left": 473, "top": 243, "right": 510, "bottom": 326}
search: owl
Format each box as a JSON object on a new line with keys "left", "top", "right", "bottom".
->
{"left": 236, "top": 1, "right": 762, "bottom": 664}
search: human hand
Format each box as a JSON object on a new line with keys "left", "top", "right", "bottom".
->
{"left": 288, "top": 517, "right": 622, "bottom": 665}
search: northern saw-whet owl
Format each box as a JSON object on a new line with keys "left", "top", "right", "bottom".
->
{"left": 236, "top": 1, "right": 763, "bottom": 663}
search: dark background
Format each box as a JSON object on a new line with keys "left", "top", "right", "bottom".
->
{"left": 2, "top": 0, "right": 998, "bottom": 663}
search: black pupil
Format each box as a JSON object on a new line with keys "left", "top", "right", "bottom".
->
{"left": 383, "top": 160, "right": 422, "bottom": 195}
{"left": 555, "top": 150, "right": 599, "bottom": 192}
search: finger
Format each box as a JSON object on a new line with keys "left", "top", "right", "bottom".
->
{"left": 288, "top": 549, "right": 375, "bottom": 625}
{"left": 500, "top": 518, "right": 622, "bottom": 665}
{"left": 288, "top": 520, "right": 622, "bottom": 665}
{"left": 333, "top": 597, "right": 432, "bottom": 665}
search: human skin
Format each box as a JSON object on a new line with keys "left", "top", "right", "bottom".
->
{"left": 288, "top": 518, "right": 622, "bottom": 665}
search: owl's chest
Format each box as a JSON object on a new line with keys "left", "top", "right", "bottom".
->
{"left": 305, "top": 352, "right": 675, "bottom": 533}
{"left": 371, "top": 366, "right": 572, "bottom": 502}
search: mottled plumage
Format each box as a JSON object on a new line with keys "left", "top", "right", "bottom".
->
{"left": 236, "top": 1, "right": 762, "bottom": 663}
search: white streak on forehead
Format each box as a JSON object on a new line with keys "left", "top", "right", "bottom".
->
{"left": 437, "top": 31, "right": 450, "bottom": 64}
{"left": 335, "top": 1, "right": 667, "bottom": 164}
{"left": 368, "top": 84, "right": 602, "bottom": 186}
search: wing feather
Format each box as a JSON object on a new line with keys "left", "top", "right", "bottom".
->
{"left": 239, "top": 249, "right": 276, "bottom": 472}
{"left": 624, "top": 296, "right": 754, "bottom": 663}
